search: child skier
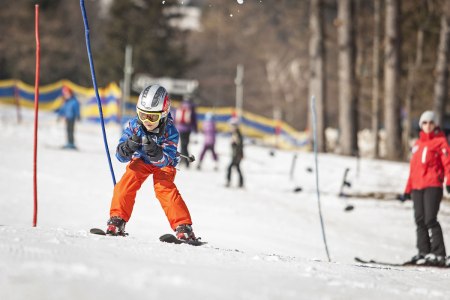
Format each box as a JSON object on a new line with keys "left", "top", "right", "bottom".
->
{"left": 105, "top": 84, "right": 196, "bottom": 241}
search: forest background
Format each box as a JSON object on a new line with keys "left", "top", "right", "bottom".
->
{"left": 0, "top": 0, "right": 448, "bottom": 160}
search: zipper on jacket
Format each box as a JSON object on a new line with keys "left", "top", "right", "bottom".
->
{"left": 421, "top": 146, "right": 428, "bottom": 163}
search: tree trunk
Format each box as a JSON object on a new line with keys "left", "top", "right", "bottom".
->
{"left": 372, "top": 0, "right": 381, "bottom": 158}
{"left": 384, "top": 0, "right": 402, "bottom": 160}
{"left": 308, "top": 0, "right": 327, "bottom": 152}
{"left": 433, "top": 5, "right": 450, "bottom": 126}
{"left": 403, "top": 29, "right": 424, "bottom": 158}
{"left": 337, "top": 0, "right": 357, "bottom": 156}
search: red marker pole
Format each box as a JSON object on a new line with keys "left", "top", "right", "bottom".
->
{"left": 32, "top": 4, "right": 40, "bottom": 227}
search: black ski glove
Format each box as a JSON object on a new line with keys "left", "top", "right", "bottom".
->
{"left": 400, "top": 193, "right": 411, "bottom": 202}
{"left": 117, "top": 134, "right": 141, "bottom": 158}
{"left": 142, "top": 135, "right": 163, "bottom": 162}
{"left": 446, "top": 186, "right": 450, "bottom": 194}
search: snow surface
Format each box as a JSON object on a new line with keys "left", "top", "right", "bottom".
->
{"left": 1, "top": 106, "right": 450, "bottom": 300}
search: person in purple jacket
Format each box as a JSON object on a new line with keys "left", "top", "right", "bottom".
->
{"left": 197, "top": 112, "right": 219, "bottom": 171}
{"left": 174, "top": 97, "right": 198, "bottom": 168}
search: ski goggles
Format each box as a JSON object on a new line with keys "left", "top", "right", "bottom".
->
{"left": 137, "top": 108, "right": 163, "bottom": 124}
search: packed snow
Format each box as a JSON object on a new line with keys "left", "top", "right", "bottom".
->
{"left": 0, "top": 106, "right": 449, "bottom": 300}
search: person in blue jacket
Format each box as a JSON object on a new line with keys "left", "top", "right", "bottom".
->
{"left": 58, "top": 86, "right": 80, "bottom": 149}
{"left": 105, "top": 84, "right": 197, "bottom": 242}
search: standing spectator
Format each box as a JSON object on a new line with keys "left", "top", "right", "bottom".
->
{"left": 403, "top": 110, "right": 450, "bottom": 267}
{"left": 226, "top": 118, "right": 244, "bottom": 188}
{"left": 197, "top": 112, "right": 218, "bottom": 170}
{"left": 174, "top": 96, "right": 198, "bottom": 168}
{"left": 58, "top": 86, "right": 80, "bottom": 149}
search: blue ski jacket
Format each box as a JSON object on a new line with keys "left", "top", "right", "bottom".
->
{"left": 116, "top": 113, "right": 180, "bottom": 168}
{"left": 58, "top": 96, "right": 81, "bottom": 121}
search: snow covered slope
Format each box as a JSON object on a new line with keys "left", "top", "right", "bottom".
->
{"left": 1, "top": 107, "right": 449, "bottom": 300}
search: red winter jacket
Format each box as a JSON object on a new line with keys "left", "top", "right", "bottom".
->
{"left": 404, "top": 128, "right": 450, "bottom": 194}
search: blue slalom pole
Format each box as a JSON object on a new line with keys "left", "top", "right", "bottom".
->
{"left": 80, "top": 0, "right": 116, "bottom": 185}
{"left": 311, "top": 95, "right": 331, "bottom": 262}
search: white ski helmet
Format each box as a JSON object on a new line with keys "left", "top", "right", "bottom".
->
{"left": 136, "top": 84, "right": 171, "bottom": 120}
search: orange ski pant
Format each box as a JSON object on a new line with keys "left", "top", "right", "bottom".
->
{"left": 110, "top": 158, "right": 192, "bottom": 230}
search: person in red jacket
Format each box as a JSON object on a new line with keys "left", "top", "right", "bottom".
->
{"left": 404, "top": 110, "right": 450, "bottom": 266}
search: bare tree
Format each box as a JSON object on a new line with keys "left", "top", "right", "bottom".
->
{"left": 384, "top": 0, "right": 402, "bottom": 160}
{"left": 372, "top": 0, "right": 381, "bottom": 158}
{"left": 308, "top": 0, "right": 327, "bottom": 152}
{"left": 403, "top": 28, "right": 424, "bottom": 157}
{"left": 433, "top": 2, "right": 450, "bottom": 126}
{"left": 337, "top": 0, "right": 357, "bottom": 155}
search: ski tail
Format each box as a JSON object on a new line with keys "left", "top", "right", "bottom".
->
{"left": 160, "top": 234, "right": 206, "bottom": 246}
{"left": 355, "top": 257, "right": 415, "bottom": 267}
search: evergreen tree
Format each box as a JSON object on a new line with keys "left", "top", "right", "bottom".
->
{"left": 97, "top": 0, "right": 192, "bottom": 85}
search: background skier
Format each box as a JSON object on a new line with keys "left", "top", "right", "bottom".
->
{"left": 106, "top": 84, "right": 197, "bottom": 242}
{"left": 197, "top": 112, "right": 218, "bottom": 170}
{"left": 226, "top": 118, "right": 244, "bottom": 188}
{"left": 404, "top": 110, "right": 450, "bottom": 266}
{"left": 174, "top": 96, "right": 198, "bottom": 168}
{"left": 57, "top": 86, "right": 80, "bottom": 149}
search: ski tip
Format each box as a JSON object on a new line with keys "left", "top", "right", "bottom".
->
{"left": 90, "top": 228, "right": 106, "bottom": 235}
{"left": 159, "top": 233, "right": 176, "bottom": 242}
{"left": 345, "top": 205, "right": 355, "bottom": 211}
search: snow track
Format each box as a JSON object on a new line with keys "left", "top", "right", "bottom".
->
{"left": 1, "top": 108, "right": 450, "bottom": 299}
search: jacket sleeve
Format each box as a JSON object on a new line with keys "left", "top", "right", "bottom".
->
{"left": 57, "top": 103, "right": 66, "bottom": 118}
{"left": 439, "top": 138, "right": 450, "bottom": 186}
{"left": 75, "top": 100, "right": 81, "bottom": 120}
{"left": 115, "top": 124, "right": 135, "bottom": 163}
{"left": 404, "top": 174, "right": 412, "bottom": 194}
{"left": 404, "top": 142, "right": 416, "bottom": 194}
{"left": 150, "top": 124, "right": 179, "bottom": 168}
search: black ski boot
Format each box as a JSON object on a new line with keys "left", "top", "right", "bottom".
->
{"left": 106, "top": 216, "right": 127, "bottom": 236}
{"left": 410, "top": 253, "right": 426, "bottom": 265}
{"left": 424, "top": 253, "right": 446, "bottom": 267}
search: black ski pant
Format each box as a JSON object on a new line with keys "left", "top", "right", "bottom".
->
{"left": 179, "top": 131, "right": 191, "bottom": 168}
{"left": 66, "top": 119, "right": 76, "bottom": 146}
{"left": 412, "top": 187, "right": 446, "bottom": 257}
{"left": 226, "top": 158, "right": 243, "bottom": 187}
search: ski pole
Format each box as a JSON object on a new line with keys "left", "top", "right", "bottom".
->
{"left": 311, "top": 95, "right": 331, "bottom": 262}
{"left": 177, "top": 152, "right": 195, "bottom": 162}
{"left": 80, "top": 0, "right": 116, "bottom": 186}
{"left": 32, "top": 4, "right": 40, "bottom": 227}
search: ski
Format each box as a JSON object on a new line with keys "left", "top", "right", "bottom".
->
{"left": 90, "top": 229, "right": 205, "bottom": 245}
{"left": 355, "top": 257, "right": 414, "bottom": 267}
{"left": 90, "top": 228, "right": 106, "bottom": 235}
{"left": 89, "top": 228, "right": 128, "bottom": 236}
{"left": 159, "top": 233, "right": 207, "bottom": 246}
{"left": 354, "top": 257, "right": 449, "bottom": 268}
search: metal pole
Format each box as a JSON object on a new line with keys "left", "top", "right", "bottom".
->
{"left": 32, "top": 4, "right": 40, "bottom": 227}
{"left": 80, "top": 0, "right": 116, "bottom": 185}
{"left": 235, "top": 64, "right": 244, "bottom": 121}
{"left": 122, "top": 44, "right": 133, "bottom": 123}
{"left": 311, "top": 95, "right": 331, "bottom": 262}
{"left": 14, "top": 80, "right": 22, "bottom": 123}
